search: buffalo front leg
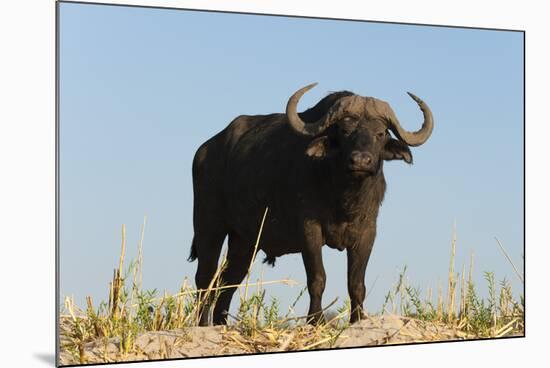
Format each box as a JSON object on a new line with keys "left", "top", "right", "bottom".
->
{"left": 347, "top": 232, "right": 375, "bottom": 323}
{"left": 301, "top": 223, "right": 326, "bottom": 324}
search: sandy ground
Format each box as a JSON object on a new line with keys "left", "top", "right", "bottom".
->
{"left": 59, "top": 315, "right": 472, "bottom": 365}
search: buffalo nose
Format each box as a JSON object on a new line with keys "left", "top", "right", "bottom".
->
{"left": 349, "top": 151, "right": 373, "bottom": 169}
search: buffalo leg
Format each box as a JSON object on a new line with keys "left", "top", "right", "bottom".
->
{"left": 301, "top": 225, "right": 326, "bottom": 324}
{"left": 194, "top": 229, "right": 226, "bottom": 326}
{"left": 212, "top": 233, "right": 254, "bottom": 325}
{"left": 347, "top": 232, "right": 375, "bottom": 323}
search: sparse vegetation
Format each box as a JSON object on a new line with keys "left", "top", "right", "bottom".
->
{"left": 380, "top": 225, "right": 523, "bottom": 338}
{"left": 59, "top": 216, "right": 524, "bottom": 365}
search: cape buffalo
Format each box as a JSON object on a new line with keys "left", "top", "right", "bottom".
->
{"left": 188, "top": 83, "right": 434, "bottom": 325}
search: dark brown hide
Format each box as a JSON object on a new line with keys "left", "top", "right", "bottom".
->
{"left": 189, "top": 85, "right": 433, "bottom": 325}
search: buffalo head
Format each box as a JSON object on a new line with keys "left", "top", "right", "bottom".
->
{"left": 286, "top": 83, "right": 434, "bottom": 178}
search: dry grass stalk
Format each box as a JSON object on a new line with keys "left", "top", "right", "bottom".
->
{"left": 129, "top": 279, "right": 297, "bottom": 308}
{"left": 466, "top": 250, "right": 474, "bottom": 315}
{"left": 131, "top": 216, "right": 146, "bottom": 301}
{"left": 446, "top": 221, "right": 457, "bottom": 321}
{"left": 436, "top": 279, "right": 443, "bottom": 320}
{"left": 244, "top": 207, "right": 269, "bottom": 300}
{"left": 373, "top": 319, "right": 412, "bottom": 345}
{"left": 110, "top": 224, "right": 127, "bottom": 320}
{"left": 468, "top": 250, "right": 474, "bottom": 285}
{"left": 302, "top": 336, "right": 333, "bottom": 350}
{"left": 197, "top": 251, "right": 227, "bottom": 325}
{"left": 459, "top": 264, "right": 465, "bottom": 316}
{"left": 495, "top": 318, "right": 518, "bottom": 337}
{"left": 118, "top": 224, "right": 126, "bottom": 279}
{"left": 494, "top": 237, "right": 524, "bottom": 283}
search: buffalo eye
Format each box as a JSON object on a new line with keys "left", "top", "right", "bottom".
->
{"left": 375, "top": 131, "right": 387, "bottom": 140}
{"left": 339, "top": 116, "right": 358, "bottom": 136}
{"left": 342, "top": 115, "right": 356, "bottom": 122}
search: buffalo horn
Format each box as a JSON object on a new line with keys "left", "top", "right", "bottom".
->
{"left": 387, "top": 92, "right": 434, "bottom": 147}
{"left": 286, "top": 83, "right": 331, "bottom": 136}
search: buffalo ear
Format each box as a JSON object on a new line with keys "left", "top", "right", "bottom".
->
{"left": 382, "top": 138, "right": 413, "bottom": 164}
{"left": 305, "top": 136, "right": 329, "bottom": 159}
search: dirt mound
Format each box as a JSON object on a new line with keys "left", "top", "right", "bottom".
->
{"left": 58, "top": 315, "right": 470, "bottom": 365}
{"left": 334, "top": 314, "right": 468, "bottom": 347}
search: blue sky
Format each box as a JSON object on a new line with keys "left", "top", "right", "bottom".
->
{"left": 59, "top": 3, "right": 524, "bottom": 315}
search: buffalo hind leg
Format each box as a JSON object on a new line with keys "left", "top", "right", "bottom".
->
{"left": 301, "top": 223, "right": 326, "bottom": 324}
{"left": 194, "top": 229, "right": 226, "bottom": 326}
{"left": 212, "top": 233, "right": 254, "bottom": 325}
{"left": 347, "top": 231, "right": 375, "bottom": 323}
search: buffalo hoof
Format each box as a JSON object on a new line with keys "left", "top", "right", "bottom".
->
{"left": 349, "top": 312, "right": 368, "bottom": 324}
{"left": 198, "top": 314, "right": 210, "bottom": 327}
{"left": 212, "top": 310, "right": 229, "bottom": 326}
{"left": 212, "top": 318, "right": 228, "bottom": 326}
{"left": 306, "top": 312, "right": 326, "bottom": 325}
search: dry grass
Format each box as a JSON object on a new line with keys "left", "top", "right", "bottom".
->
{"left": 59, "top": 214, "right": 524, "bottom": 365}
{"left": 381, "top": 224, "right": 524, "bottom": 338}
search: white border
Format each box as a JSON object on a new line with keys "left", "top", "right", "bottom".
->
{"left": 1, "top": 1, "right": 547, "bottom": 367}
